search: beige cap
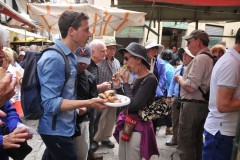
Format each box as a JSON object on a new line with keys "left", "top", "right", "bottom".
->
{"left": 104, "top": 38, "right": 122, "bottom": 47}
{"left": 144, "top": 39, "right": 164, "bottom": 53}
{"left": 183, "top": 30, "right": 210, "bottom": 43}
{"left": 178, "top": 47, "right": 195, "bottom": 61}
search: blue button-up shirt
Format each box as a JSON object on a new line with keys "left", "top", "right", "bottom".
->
{"left": 154, "top": 58, "right": 167, "bottom": 97}
{"left": 167, "top": 65, "right": 183, "bottom": 97}
{"left": 163, "top": 60, "right": 175, "bottom": 93}
{"left": 37, "top": 39, "right": 77, "bottom": 136}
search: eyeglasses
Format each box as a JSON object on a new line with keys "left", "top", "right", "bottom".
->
{"left": 70, "top": 13, "right": 86, "bottom": 28}
{"left": 149, "top": 46, "right": 158, "bottom": 50}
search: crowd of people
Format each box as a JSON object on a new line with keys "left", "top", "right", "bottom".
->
{"left": 0, "top": 9, "right": 240, "bottom": 160}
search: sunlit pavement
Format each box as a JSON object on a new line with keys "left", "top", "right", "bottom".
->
{"left": 20, "top": 120, "right": 180, "bottom": 160}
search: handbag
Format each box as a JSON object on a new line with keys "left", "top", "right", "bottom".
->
{"left": 121, "top": 110, "right": 138, "bottom": 141}
{"left": 1, "top": 123, "right": 32, "bottom": 160}
{"left": 137, "top": 74, "right": 171, "bottom": 121}
{"left": 138, "top": 98, "right": 171, "bottom": 121}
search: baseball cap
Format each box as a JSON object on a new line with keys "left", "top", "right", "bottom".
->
{"left": 183, "top": 30, "right": 210, "bottom": 43}
{"left": 19, "top": 51, "right": 25, "bottom": 56}
{"left": 75, "top": 46, "right": 91, "bottom": 65}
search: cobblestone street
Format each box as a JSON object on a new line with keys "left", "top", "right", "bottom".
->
{"left": 21, "top": 119, "right": 180, "bottom": 160}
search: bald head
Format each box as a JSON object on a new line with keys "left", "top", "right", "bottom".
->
{"left": 89, "top": 39, "right": 107, "bottom": 64}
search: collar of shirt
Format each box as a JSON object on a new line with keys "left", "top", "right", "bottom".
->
{"left": 54, "top": 39, "right": 72, "bottom": 56}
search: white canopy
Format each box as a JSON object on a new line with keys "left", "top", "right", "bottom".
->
{"left": 27, "top": 3, "right": 146, "bottom": 36}
{"left": 2, "top": 25, "right": 45, "bottom": 39}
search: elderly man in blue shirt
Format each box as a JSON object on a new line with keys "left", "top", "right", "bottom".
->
{"left": 166, "top": 48, "right": 194, "bottom": 146}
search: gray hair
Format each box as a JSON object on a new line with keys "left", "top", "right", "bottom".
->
{"left": 28, "top": 45, "right": 38, "bottom": 52}
{"left": 89, "top": 39, "right": 105, "bottom": 51}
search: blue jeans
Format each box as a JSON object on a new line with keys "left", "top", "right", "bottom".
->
{"left": 41, "top": 134, "right": 77, "bottom": 160}
{"left": 202, "top": 130, "right": 234, "bottom": 160}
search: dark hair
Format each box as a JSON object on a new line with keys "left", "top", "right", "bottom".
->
{"left": 235, "top": 28, "right": 240, "bottom": 44}
{"left": 201, "top": 39, "right": 209, "bottom": 46}
{"left": 58, "top": 10, "right": 89, "bottom": 38}
{"left": 161, "top": 49, "right": 173, "bottom": 61}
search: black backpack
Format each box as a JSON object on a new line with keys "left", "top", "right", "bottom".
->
{"left": 21, "top": 45, "right": 70, "bottom": 120}
{"left": 198, "top": 52, "right": 218, "bottom": 101}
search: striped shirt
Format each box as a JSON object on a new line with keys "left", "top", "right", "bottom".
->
{"left": 97, "top": 58, "right": 121, "bottom": 83}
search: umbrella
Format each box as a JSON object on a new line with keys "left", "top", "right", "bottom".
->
{"left": 27, "top": 3, "right": 146, "bottom": 36}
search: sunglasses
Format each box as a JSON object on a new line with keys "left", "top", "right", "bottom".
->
{"left": 124, "top": 56, "right": 133, "bottom": 61}
{"left": 70, "top": 12, "right": 86, "bottom": 28}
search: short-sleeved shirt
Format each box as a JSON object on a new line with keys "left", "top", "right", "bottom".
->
{"left": 204, "top": 47, "right": 240, "bottom": 136}
{"left": 180, "top": 48, "right": 213, "bottom": 100}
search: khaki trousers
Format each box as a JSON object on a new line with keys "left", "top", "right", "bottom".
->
{"left": 177, "top": 101, "right": 209, "bottom": 160}
{"left": 73, "top": 121, "right": 90, "bottom": 160}
{"left": 119, "top": 131, "right": 141, "bottom": 160}
{"left": 94, "top": 107, "right": 117, "bottom": 142}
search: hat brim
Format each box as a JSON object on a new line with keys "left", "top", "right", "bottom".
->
{"left": 183, "top": 35, "right": 194, "bottom": 40}
{"left": 118, "top": 48, "right": 150, "bottom": 68}
{"left": 178, "top": 48, "right": 195, "bottom": 61}
{"left": 77, "top": 57, "right": 91, "bottom": 65}
{"left": 145, "top": 44, "right": 164, "bottom": 53}
{"left": 106, "top": 43, "right": 123, "bottom": 48}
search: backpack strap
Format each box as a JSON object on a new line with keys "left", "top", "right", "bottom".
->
{"left": 198, "top": 52, "right": 214, "bottom": 101}
{"left": 42, "top": 44, "right": 71, "bottom": 130}
{"left": 43, "top": 45, "right": 70, "bottom": 82}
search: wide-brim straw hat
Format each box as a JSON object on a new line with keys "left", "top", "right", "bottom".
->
{"left": 144, "top": 39, "right": 164, "bottom": 54}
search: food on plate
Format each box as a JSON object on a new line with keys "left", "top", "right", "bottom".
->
{"left": 98, "top": 90, "right": 122, "bottom": 103}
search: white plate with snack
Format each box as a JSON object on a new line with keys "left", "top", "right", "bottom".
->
{"left": 104, "top": 94, "right": 130, "bottom": 107}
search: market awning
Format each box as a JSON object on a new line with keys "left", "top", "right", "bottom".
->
{"left": 27, "top": 3, "right": 146, "bottom": 36}
{"left": 0, "top": 1, "right": 37, "bottom": 28}
{"left": 122, "top": 0, "right": 240, "bottom": 6}
{"left": 1, "top": 25, "right": 45, "bottom": 39}
{"left": 117, "top": 0, "right": 240, "bottom": 21}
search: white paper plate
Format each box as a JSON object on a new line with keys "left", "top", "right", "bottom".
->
{"left": 104, "top": 94, "right": 130, "bottom": 107}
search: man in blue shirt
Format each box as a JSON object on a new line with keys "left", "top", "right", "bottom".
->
{"left": 166, "top": 48, "right": 194, "bottom": 146}
{"left": 37, "top": 11, "right": 107, "bottom": 160}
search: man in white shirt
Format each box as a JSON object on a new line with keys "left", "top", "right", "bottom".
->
{"left": 203, "top": 28, "right": 240, "bottom": 160}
